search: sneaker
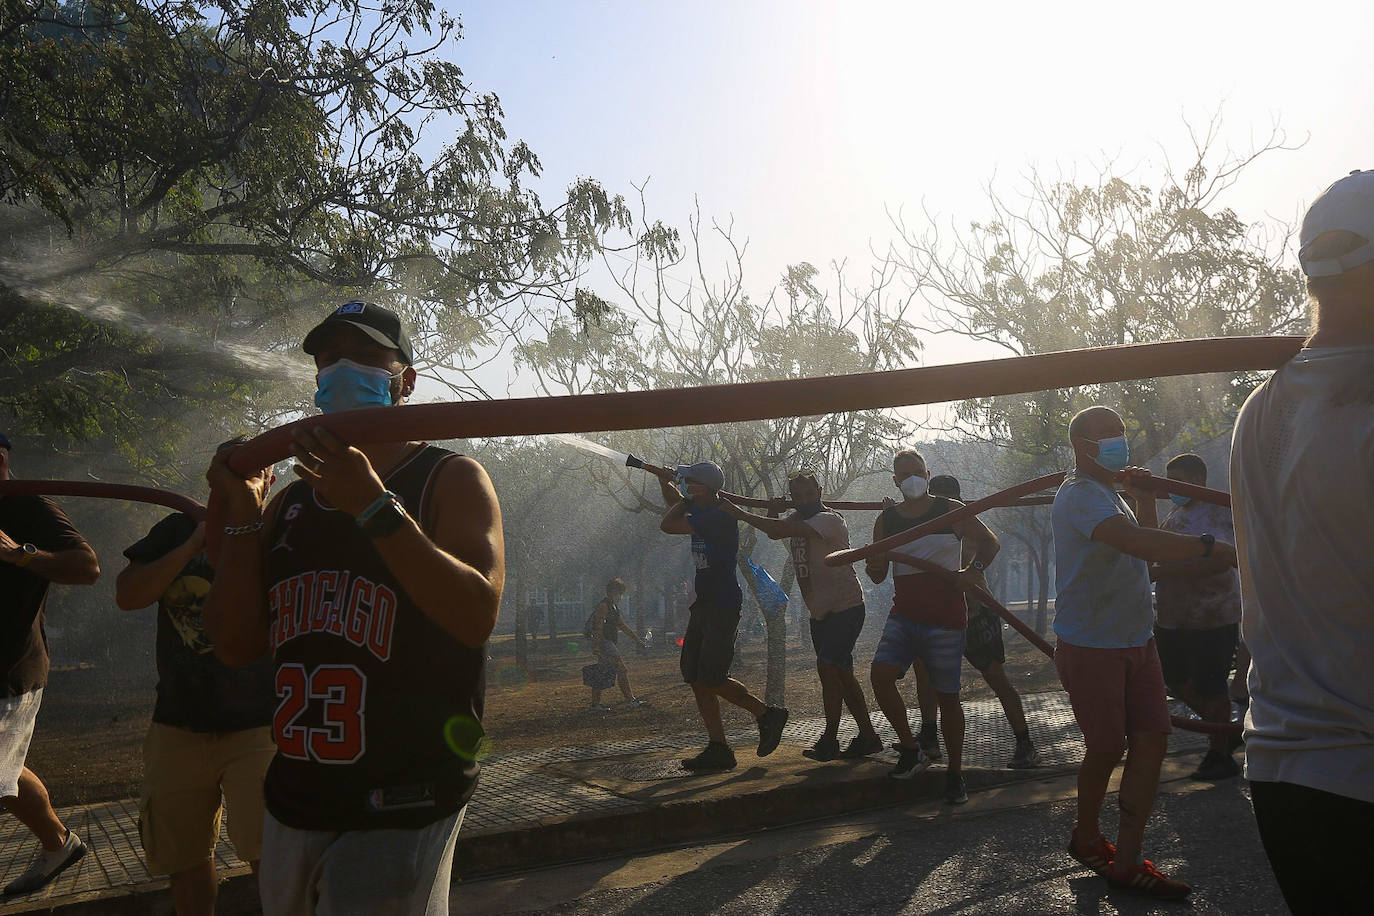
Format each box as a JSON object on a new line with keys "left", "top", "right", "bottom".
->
{"left": 756, "top": 707, "right": 789, "bottom": 757}
{"left": 802, "top": 735, "right": 840, "bottom": 761}
{"left": 627, "top": 698, "right": 649, "bottom": 708}
{"left": 1067, "top": 833, "right": 1116, "bottom": 877}
{"left": 681, "top": 742, "right": 737, "bottom": 772}
{"left": 1107, "top": 859, "right": 1193, "bottom": 900}
{"left": 4, "top": 830, "right": 87, "bottom": 896}
{"left": 1008, "top": 741, "right": 1040, "bottom": 769}
{"left": 944, "top": 773, "right": 968, "bottom": 805}
{"left": 918, "top": 728, "right": 943, "bottom": 762}
{"left": 889, "top": 746, "right": 931, "bottom": 780}
{"left": 839, "top": 733, "right": 884, "bottom": 759}
{"left": 1190, "top": 749, "right": 1242, "bottom": 780}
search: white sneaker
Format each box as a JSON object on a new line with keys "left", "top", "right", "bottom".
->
{"left": 4, "top": 829, "right": 87, "bottom": 896}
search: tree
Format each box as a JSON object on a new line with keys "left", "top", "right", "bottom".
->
{"left": 885, "top": 126, "right": 1308, "bottom": 623}
{"left": 1, "top": 0, "right": 628, "bottom": 477}
{"left": 515, "top": 196, "right": 923, "bottom": 704}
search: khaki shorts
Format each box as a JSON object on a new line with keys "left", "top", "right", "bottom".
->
{"left": 140, "top": 723, "right": 276, "bottom": 875}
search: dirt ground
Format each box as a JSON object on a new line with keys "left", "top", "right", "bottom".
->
{"left": 26, "top": 615, "right": 1062, "bottom": 805}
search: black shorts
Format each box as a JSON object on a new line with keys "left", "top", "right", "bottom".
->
{"left": 963, "top": 604, "right": 1005, "bottom": 672}
{"left": 1154, "top": 623, "right": 1238, "bottom": 698}
{"left": 680, "top": 601, "right": 741, "bottom": 687}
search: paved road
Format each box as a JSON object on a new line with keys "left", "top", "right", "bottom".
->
{"left": 461, "top": 763, "right": 1287, "bottom": 915}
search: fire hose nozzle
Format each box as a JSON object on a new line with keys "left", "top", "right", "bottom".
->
{"left": 625, "top": 453, "right": 646, "bottom": 469}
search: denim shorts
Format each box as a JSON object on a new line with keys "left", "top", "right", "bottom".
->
{"left": 872, "top": 615, "right": 967, "bottom": 694}
{"left": 808, "top": 604, "right": 866, "bottom": 671}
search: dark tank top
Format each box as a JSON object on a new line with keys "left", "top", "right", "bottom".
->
{"left": 262, "top": 444, "right": 486, "bottom": 830}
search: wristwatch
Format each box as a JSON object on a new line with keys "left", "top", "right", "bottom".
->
{"left": 12, "top": 543, "right": 37, "bottom": 567}
{"left": 360, "top": 497, "right": 408, "bottom": 539}
{"left": 970, "top": 559, "right": 986, "bottom": 571}
{"left": 1199, "top": 533, "right": 1215, "bottom": 558}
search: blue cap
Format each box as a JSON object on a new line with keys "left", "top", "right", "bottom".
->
{"left": 674, "top": 461, "right": 725, "bottom": 491}
{"left": 0, "top": 431, "right": 10, "bottom": 451}
{"left": 1299, "top": 170, "right": 1374, "bottom": 277}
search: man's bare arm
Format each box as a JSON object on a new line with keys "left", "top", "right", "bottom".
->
{"left": 719, "top": 499, "right": 814, "bottom": 540}
{"left": 372, "top": 456, "right": 505, "bottom": 649}
{"left": 1093, "top": 515, "right": 1237, "bottom": 567}
{"left": 115, "top": 523, "right": 205, "bottom": 611}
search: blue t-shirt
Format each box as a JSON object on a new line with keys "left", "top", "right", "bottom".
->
{"left": 686, "top": 501, "right": 743, "bottom": 609}
{"left": 1051, "top": 473, "right": 1154, "bottom": 648}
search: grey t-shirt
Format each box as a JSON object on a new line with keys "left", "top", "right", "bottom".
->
{"left": 1051, "top": 473, "right": 1153, "bottom": 648}
{"left": 1232, "top": 346, "right": 1374, "bottom": 803}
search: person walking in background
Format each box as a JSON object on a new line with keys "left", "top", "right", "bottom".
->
{"left": 721, "top": 468, "right": 882, "bottom": 761}
{"left": 926, "top": 474, "right": 1039, "bottom": 769}
{"left": 115, "top": 440, "right": 277, "bottom": 915}
{"left": 866, "top": 449, "right": 1000, "bottom": 804}
{"left": 0, "top": 432, "right": 101, "bottom": 897}
{"left": 1053, "top": 406, "right": 1236, "bottom": 900}
{"left": 1149, "top": 453, "right": 1243, "bottom": 781}
{"left": 657, "top": 461, "right": 788, "bottom": 772}
{"left": 1231, "top": 171, "right": 1374, "bottom": 915}
{"left": 585, "top": 577, "right": 648, "bottom": 711}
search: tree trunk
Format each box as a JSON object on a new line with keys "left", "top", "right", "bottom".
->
{"left": 1033, "top": 543, "right": 1051, "bottom": 635}
{"left": 512, "top": 578, "right": 528, "bottom": 672}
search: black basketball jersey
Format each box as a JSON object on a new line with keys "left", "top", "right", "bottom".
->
{"left": 261, "top": 444, "right": 486, "bottom": 830}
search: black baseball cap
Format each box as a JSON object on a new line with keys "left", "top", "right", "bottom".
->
{"left": 928, "top": 474, "right": 961, "bottom": 499}
{"left": 303, "top": 301, "right": 414, "bottom": 365}
{"left": 0, "top": 431, "right": 10, "bottom": 451}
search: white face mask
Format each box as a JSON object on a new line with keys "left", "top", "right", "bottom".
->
{"left": 899, "top": 474, "right": 929, "bottom": 499}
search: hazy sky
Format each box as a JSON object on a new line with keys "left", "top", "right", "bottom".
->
{"left": 433, "top": 0, "right": 1373, "bottom": 396}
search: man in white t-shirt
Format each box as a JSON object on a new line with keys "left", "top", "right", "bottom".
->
{"left": 1231, "top": 169, "right": 1374, "bottom": 915}
{"left": 721, "top": 470, "right": 883, "bottom": 761}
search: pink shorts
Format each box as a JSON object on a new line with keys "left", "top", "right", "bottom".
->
{"left": 1055, "top": 638, "right": 1172, "bottom": 754}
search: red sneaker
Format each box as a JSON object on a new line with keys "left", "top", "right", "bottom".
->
{"left": 1066, "top": 833, "right": 1116, "bottom": 876}
{"left": 1107, "top": 859, "right": 1192, "bottom": 900}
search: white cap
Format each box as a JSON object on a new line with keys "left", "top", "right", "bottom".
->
{"left": 1299, "top": 170, "right": 1374, "bottom": 277}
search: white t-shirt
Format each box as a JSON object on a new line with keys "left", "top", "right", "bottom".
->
{"left": 1231, "top": 346, "right": 1374, "bottom": 803}
{"left": 790, "top": 510, "right": 864, "bottom": 620}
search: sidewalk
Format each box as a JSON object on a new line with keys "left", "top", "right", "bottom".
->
{"left": 0, "top": 691, "right": 1211, "bottom": 915}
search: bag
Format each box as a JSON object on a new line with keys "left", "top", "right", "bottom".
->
{"left": 582, "top": 662, "right": 617, "bottom": 689}
{"left": 746, "top": 557, "right": 789, "bottom": 620}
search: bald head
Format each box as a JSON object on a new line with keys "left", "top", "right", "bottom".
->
{"left": 1068, "top": 406, "right": 1124, "bottom": 444}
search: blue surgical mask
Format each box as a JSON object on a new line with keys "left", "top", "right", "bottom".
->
{"left": 1093, "top": 435, "right": 1130, "bottom": 472}
{"left": 675, "top": 478, "right": 691, "bottom": 499}
{"left": 1168, "top": 493, "right": 1191, "bottom": 507}
{"left": 314, "top": 359, "right": 397, "bottom": 414}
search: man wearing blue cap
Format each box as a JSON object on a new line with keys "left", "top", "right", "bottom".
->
{"left": 1231, "top": 170, "right": 1374, "bottom": 914}
{"left": 658, "top": 461, "right": 788, "bottom": 771}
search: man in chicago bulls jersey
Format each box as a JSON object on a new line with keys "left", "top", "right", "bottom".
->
{"left": 204, "top": 302, "right": 505, "bottom": 916}
{"left": 865, "top": 449, "right": 1000, "bottom": 805}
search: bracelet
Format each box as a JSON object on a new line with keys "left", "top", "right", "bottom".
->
{"left": 223, "top": 522, "right": 264, "bottom": 536}
{"left": 356, "top": 490, "right": 401, "bottom": 526}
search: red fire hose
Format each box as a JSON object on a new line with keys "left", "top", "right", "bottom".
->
{"left": 0, "top": 480, "right": 205, "bottom": 519}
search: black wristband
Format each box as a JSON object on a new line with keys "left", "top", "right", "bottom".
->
{"left": 1199, "top": 533, "right": 1215, "bottom": 557}
{"left": 361, "top": 498, "right": 408, "bottom": 539}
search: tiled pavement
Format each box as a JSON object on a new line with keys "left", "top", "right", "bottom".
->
{"left": 0, "top": 691, "right": 1213, "bottom": 914}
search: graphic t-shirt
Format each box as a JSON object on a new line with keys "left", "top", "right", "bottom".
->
{"left": 686, "top": 501, "right": 743, "bottom": 609}
{"left": 124, "top": 512, "right": 275, "bottom": 732}
{"left": 1051, "top": 472, "right": 1153, "bottom": 648}
{"left": 0, "top": 495, "right": 89, "bottom": 697}
{"left": 791, "top": 510, "right": 864, "bottom": 620}
{"left": 1155, "top": 500, "right": 1241, "bottom": 630}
